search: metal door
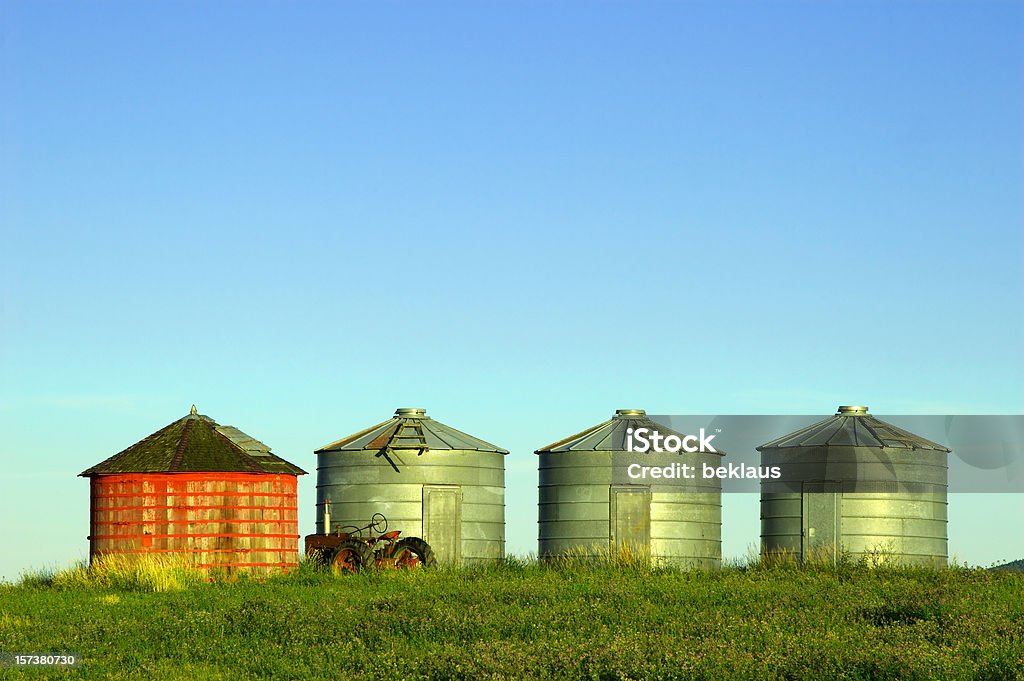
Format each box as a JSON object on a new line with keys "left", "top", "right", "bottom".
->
{"left": 802, "top": 482, "right": 840, "bottom": 563}
{"left": 423, "top": 485, "right": 462, "bottom": 565}
{"left": 610, "top": 486, "right": 651, "bottom": 555}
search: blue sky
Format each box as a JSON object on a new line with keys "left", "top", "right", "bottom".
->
{"left": 1, "top": 1, "right": 1021, "bottom": 580}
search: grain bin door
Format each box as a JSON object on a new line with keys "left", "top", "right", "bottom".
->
{"left": 802, "top": 482, "right": 840, "bottom": 564}
{"left": 423, "top": 485, "right": 462, "bottom": 566}
{"left": 610, "top": 486, "right": 651, "bottom": 556}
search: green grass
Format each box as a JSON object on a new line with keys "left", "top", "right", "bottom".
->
{"left": 1, "top": 557, "right": 1022, "bottom": 680}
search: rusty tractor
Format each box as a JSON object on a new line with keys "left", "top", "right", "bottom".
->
{"left": 304, "top": 512, "right": 436, "bottom": 573}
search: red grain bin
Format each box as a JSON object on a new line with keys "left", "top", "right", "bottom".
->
{"left": 79, "top": 406, "right": 307, "bottom": 575}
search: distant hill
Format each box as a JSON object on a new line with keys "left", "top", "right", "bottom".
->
{"left": 989, "top": 558, "right": 1024, "bottom": 572}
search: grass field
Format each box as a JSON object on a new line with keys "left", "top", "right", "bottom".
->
{"left": 1, "top": 556, "right": 1022, "bottom": 680}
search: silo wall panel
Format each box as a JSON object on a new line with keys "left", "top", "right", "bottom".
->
{"left": 841, "top": 516, "right": 948, "bottom": 538}
{"left": 651, "top": 519, "right": 720, "bottom": 541}
{"left": 462, "top": 502, "right": 504, "bottom": 525}
{"left": 538, "top": 451, "right": 613, "bottom": 557}
{"left": 650, "top": 494, "right": 721, "bottom": 521}
{"left": 539, "top": 501, "right": 607, "bottom": 522}
{"left": 539, "top": 484, "right": 612, "bottom": 504}
{"left": 540, "top": 521, "right": 611, "bottom": 542}
{"left": 462, "top": 521, "right": 504, "bottom": 541}
{"left": 841, "top": 536, "right": 947, "bottom": 562}
{"left": 465, "top": 485, "right": 505, "bottom": 506}
{"left": 766, "top": 461, "right": 947, "bottom": 487}
{"left": 539, "top": 516, "right": 610, "bottom": 556}
{"left": 541, "top": 465, "right": 614, "bottom": 486}
{"left": 320, "top": 484, "right": 425, "bottom": 504}
{"left": 840, "top": 491, "right": 947, "bottom": 565}
{"left": 321, "top": 486, "right": 424, "bottom": 536}
{"left": 463, "top": 539, "right": 504, "bottom": 561}
{"left": 651, "top": 542, "right": 721, "bottom": 569}
{"left": 650, "top": 493, "right": 722, "bottom": 566}
{"left": 761, "top": 493, "right": 803, "bottom": 556}
{"left": 841, "top": 494, "right": 947, "bottom": 520}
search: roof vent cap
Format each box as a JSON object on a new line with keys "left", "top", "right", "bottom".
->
{"left": 614, "top": 409, "right": 646, "bottom": 418}
{"left": 395, "top": 408, "right": 427, "bottom": 417}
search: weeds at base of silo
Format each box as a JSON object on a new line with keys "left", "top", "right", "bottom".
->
{"left": 16, "top": 554, "right": 207, "bottom": 593}
{"left": 11, "top": 545, "right": 991, "bottom": 595}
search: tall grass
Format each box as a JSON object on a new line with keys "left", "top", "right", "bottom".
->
{"left": 4, "top": 552, "right": 1020, "bottom": 679}
{"left": 540, "top": 542, "right": 661, "bottom": 573}
{"left": 15, "top": 547, "right": 970, "bottom": 594}
{"left": 19, "top": 554, "right": 207, "bottom": 593}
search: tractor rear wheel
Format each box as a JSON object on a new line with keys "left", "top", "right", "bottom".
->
{"left": 331, "top": 539, "right": 372, "bottom": 573}
{"left": 392, "top": 537, "right": 437, "bottom": 569}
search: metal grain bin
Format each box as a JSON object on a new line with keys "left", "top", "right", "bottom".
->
{"left": 79, "top": 406, "right": 307, "bottom": 575}
{"left": 315, "top": 408, "right": 507, "bottom": 566}
{"left": 536, "top": 409, "right": 722, "bottom": 568}
{"left": 758, "top": 406, "right": 949, "bottom": 567}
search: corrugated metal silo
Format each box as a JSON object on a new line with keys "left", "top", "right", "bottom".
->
{"left": 80, "top": 406, "right": 307, "bottom": 575}
{"left": 759, "top": 405, "right": 949, "bottom": 566}
{"left": 536, "top": 409, "right": 722, "bottom": 568}
{"left": 315, "top": 408, "right": 507, "bottom": 566}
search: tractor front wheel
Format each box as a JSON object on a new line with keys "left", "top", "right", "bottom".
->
{"left": 331, "top": 539, "right": 372, "bottom": 573}
{"left": 392, "top": 537, "right": 437, "bottom": 569}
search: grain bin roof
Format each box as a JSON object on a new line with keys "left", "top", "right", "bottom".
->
{"left": 535, "top": 409, "right": 724, "bottom": 455}
{"left": 756, "top": 406, "right": 950, "bottom": 452}
{"left": 79, "top": 406, "right": 307, "bottom": 476}
{"left": 316, "top": 408, "right": 508, "bottom": 454}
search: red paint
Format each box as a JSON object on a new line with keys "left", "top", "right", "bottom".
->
{"left": 91, "top": 532, "right": 299, "bottom": 540}
{"left": 92, "top": 547, "right": 292, "bottom": 555}
{"left": 86, "top": 472, "right": 301, "bottom": 574}
{"left": 89, "top": 504, "right": 298, "bottom": 512}
{"left": 93, "top": 491, "right": 297, "bottom": 499}
{"left": 194, "top": 562, "right": 295, "bottom": 569}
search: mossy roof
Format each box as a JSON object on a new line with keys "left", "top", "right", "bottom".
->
{"left": 80, "top": 408, "right": 307, "bottom": 476}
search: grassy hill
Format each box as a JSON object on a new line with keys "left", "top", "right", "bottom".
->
{"left": 992, "top": 558, "right": 1024, "bottom": 572}
{"left": 1, "top": 558, "right": 1022, "bottom": 680}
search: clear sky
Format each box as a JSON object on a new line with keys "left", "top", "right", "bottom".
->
{"left": 1, "top": 1, "right": 1021, "bottom": 581}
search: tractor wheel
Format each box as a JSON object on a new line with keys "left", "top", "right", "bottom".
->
{"left": 392, "top": 537, "right": 437, "bottom": 569}
{"left": 331, "top": 539, "right": 372, "bottom": 573}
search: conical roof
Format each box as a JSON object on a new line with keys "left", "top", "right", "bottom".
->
{"left": 757, "top": 406, "right": 949, "bottom": 452}
{"left": 80, "top": 406, "right": 307, "bottom": 476}
{"left": 536, "top": 409, "right": 723, "bottom": 454}
{"left": 316, "top": 408, "right": 508, "bottom": 455}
